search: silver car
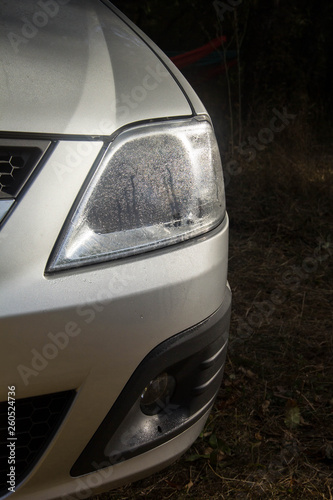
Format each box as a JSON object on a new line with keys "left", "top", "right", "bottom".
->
{"left": 0, "top": 1, "right": 231, "bottom": 498}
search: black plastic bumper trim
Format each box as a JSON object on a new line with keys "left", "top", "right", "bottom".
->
{"left": 71, "top": 286, "right": 231, "bottom": 476}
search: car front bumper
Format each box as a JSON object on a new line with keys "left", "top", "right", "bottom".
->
{"left": 1, "top": 282, "right": 230, "bottom": 499}
{"left": 0, "top": 139, "right": 230, "bottom": 497}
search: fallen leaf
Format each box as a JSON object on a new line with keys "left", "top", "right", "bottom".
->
{"left": 185, "top": 480, "right": 194, "bottom": 493}
{"left": 185, "top": 453, "right": 209, "bottom": 462}
{"left": 262, "top": 400, "right": 270, "bottom": 414}
{"left": 204, "top": 446, "right": 214, "bottom": 455}
{"left": 209, "top": 434, "right": 218, "bottom": 449}
{"left": 285, "top": 400, "right": 301, "bottom": 429}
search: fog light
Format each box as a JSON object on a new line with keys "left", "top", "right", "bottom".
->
{"left": 140, "top": 372, "right": 176, "bottom": 416}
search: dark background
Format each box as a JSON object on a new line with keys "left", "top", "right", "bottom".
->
{"left": 112, "top": 0, "right": 333, "bottom": 143}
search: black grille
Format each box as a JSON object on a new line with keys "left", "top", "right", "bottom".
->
{"left": 0, "top": 141, "right": 50, "bottom": 199}
{"left": 0, "top": 148, "right": 40, "bottom": 198}
{"left": 0, "top": 390, "right": 75, "bottom": 496}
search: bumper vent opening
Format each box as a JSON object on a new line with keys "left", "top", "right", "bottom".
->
{"left": 0, "top": 389, "right": 76, "bottom": 496}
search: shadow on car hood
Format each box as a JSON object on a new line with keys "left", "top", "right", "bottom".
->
{"left": 0, "top": 0, "right": 192, "bottom": 136}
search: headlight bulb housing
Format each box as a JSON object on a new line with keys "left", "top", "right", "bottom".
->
{"left": 47, "top": 117, "right": 225, "bottom": 272}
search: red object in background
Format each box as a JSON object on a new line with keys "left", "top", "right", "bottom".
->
{"left": 205, "top": 59, "right": 237, "bottom": 78}
{"left": 170, "top": 35, "right": 226, "bottom": 69}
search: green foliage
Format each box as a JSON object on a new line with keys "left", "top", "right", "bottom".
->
{"left": 185, "top": 431, "right": 231, "bottom": 464}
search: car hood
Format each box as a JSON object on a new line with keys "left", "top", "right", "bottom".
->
{"left": 0, "top": 0, "right": 192, "bottom": 136}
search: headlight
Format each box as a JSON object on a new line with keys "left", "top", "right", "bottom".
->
{"left": 47, "top": 117, "right": 225, "bottom": 272}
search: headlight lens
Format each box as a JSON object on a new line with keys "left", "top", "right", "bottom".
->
{"left": 47, "top": 118, "right": 225, "bottom": 272}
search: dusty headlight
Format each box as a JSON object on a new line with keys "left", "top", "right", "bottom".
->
{"left": 47, "top": 117, "right": 225, "bottom": 272}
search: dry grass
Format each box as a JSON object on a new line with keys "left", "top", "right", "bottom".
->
{"left": 91, "top": 99, "right": 333, "bottom": 500}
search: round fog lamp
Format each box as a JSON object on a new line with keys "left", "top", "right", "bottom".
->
{"left": 140, "top": 372, "right": 176, "bottom": 416}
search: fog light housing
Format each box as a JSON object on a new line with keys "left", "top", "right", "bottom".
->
{"left": 70, "top": 292, "right": 231, "bottom": 476}
{"left": 140, "top": 372, "right": 176, "bottom": 416}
